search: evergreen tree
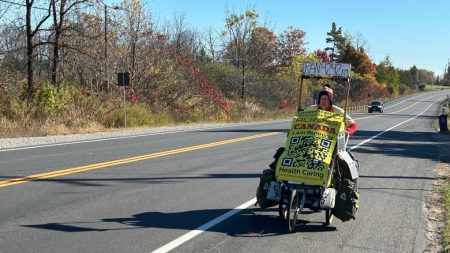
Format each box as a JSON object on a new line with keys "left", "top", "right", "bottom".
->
{"left": 376, "top": 56, "right": 400, "bottom": 96}
{"left": 325, "top": 22, "right": 346, "bottom": 61}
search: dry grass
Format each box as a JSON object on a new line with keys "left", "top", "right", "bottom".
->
{"left": 444, "top": 183, "right": 450, "bottom": 252}
{"left": 0, "top": 117, "right": 107, "bottom": 138}
{"left": 0, "top": 81, "right": 295, "bottom": 138}
{"left": 0, "top": 106, "right": 295, "bottom": 138}
{"left": 45, "top": 122, "right": 106, "bottom": 136}
{"left": 426, "top": 162, "right": 450, "bottom": 253}
{"left": 0, "top": 117, "right": 44, "bottom": 137}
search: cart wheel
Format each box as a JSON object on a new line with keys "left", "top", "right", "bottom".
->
{"left": 287, "top": 190, "right": 299, "bottom": 233}
{"left": 325, "top": 209, "right": 333, "bottom": 226}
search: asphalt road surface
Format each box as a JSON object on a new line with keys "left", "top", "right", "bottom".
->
{"left": 1, "top": 90, "right": 449, "bottom": 253}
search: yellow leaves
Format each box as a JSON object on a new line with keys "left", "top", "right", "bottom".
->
{"left": 123, "top": 0, "right": 142, "bottom": 13}
{"left": 285, "top": 53, "right": 322, "bottom": 77}
{"left": 225, "top": 9, "right": 258, "bottom": 28}
{"left": 244, "top": 10, "right": 258, "bottom": 19}
{"left": 226, "top": 14, "right": 242, "bottom": 27}
{"left": 145, "top": 64, "right": 160, "bottom": 76}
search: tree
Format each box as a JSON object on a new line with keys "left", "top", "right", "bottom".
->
{"left": 445, "top": 65, "right": 450, "bottom": 85}
{"left": 416, "top": 68, "right": 435, "bottom": 85}
{"left": 398, "top": 68, "right": 413, "bottom": 89}
{"left": 410, "top": 65, "right": 419, "bottom": 86}
{"left": 48, "top": 0, "right": 88, "bottom": 87}
{"left": 352, "top": 74, "right": 389, "bottom": 102}
{"left": 167, "top": 11, "right": 202, "bottom": 57}
{"left": 0, "top": 23, "right": 27, "bottom": 74}
{"left": 346, "top": 31, "right": 368, "bottom": 50}
{"left": 376, "top": 56, "right": 399, "bottom": 96}
{"left": 314, "top": 49, "right": 330, "bottom": 62}
{"left": 247, "top": 26, "right": 277, "bottom": 74}
{"left": 201, "top": 27, "right": 219, "bottom": 62}
{"left": 115, "top": 0, "right": 153, "bottom": 87}
{"left": 25, "top": 0, "right": 51, "bottom": 98}
{"left": 340, "top": 45, "right": 376, "bottom": 76}
{"left": 434, "top": 75, "right": 441, "bottom": 85}
{"left": 222, "top": 9, "right": 258, "bottom": 98}
{"left": 277, "top": 26, "right": 306, "bottom": 67}
{"left": 325, "top": 22, "right": 346, "bottom": 61}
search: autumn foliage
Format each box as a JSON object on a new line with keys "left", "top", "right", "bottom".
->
{"left": 170, "top": 49, "right": 230, "bottom": 114}
{"left": 0, "top": 6, "right": 438, "bottom": 136}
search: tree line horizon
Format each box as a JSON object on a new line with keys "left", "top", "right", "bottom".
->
{"left": 0, "top": 1, "right": 448, "bottom": 126}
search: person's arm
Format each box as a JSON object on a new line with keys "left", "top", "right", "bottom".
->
{"left": 345, "top": 114, "right": 358, "bottom": 135}
{"left": 333, "top": 105, "right": 358, "bottom": 135}
{"left": 346, "top": 122, "right": 358, "bottom": 135}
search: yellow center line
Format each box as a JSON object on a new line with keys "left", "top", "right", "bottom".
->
{"left": 0, "top": 132, "right": 280, "bottom": 188}
{"left": 354, "top": 93, "right": 443, "bottom": 120}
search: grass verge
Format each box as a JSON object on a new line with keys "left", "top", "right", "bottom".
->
{"left": 444, "top": 183, "right": 450, "bottom": 252}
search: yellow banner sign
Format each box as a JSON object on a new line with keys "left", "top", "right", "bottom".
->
{"left": 275, "top": 109, "right": 344, "bottom": 185}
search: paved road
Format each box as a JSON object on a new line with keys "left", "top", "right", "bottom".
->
{"left": 1, "top": 90, "right": 449, "bottom": 253}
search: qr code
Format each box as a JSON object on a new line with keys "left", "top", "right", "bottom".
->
{"left": 285, "top": 136, "right": 331, "bottom": 169}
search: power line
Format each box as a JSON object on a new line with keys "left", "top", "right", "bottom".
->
{"left": 0, "top": 0, "right": 48, "bottom": 11}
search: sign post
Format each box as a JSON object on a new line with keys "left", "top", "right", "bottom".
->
{"left": 117, "top": 72, "right": 130, "bottom": 128}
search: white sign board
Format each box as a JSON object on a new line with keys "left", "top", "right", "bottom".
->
{"left": 303, "top": 61, "right": 351, "bottom": 78}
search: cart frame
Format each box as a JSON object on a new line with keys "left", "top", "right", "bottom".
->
{"left": 279, "top": 61, "right": 352, "bottom": 232}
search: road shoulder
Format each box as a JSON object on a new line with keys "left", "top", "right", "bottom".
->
{"left": 425, "top": 132, "right": 450, "bottom": 252}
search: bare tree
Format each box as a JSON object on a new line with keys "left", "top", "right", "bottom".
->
{"left": 166, "top": 11, "right": 201, "bottom": 57}
{"left": 344, "top": 31, "right": 368, "bottom": 51}
{"left": 0, "top": 1, "right": 14, "bottom": 21}
{"left": 25, "top": 0, "right": 51, "bottom": 98}
{"left": 111, "top": 0, "right": 154, "bottom": 89}
{"left": 0, "top": 23, "right": 27, "bottom": 71}
{"left": 58, "top": 9, "right": 107, "bottom": 92}
{"left": 201, "top": 27, "right": 219, "bottom": 62}
{"left": 48, "top": 0, "right": 88, "bottom": 87}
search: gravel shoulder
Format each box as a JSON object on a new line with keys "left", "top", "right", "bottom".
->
{"left": 0, "top": 121, "right": 278, "bottom": 150}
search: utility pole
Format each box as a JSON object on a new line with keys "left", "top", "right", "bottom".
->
{"left": 445, "top": 59, "right": 449, "bottom": 86}
{"left": 241, "top": 58, "right": 245, "bottom": 99}
{"left": 104, "top": 4, "right": 109, "bottom": 93}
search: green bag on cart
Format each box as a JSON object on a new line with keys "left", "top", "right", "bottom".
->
{"left": 332, "top": 179, "right": 359, "bottom": 221}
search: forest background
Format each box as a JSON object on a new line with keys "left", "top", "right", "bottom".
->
{"left": 0, "top": 0, "right": 448, "bottom": 137}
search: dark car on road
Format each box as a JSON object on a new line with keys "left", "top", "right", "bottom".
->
{"left": 368, "top": 100, "right": 383, "bottom": 113}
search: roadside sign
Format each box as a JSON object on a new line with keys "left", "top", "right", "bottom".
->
{"left": 117, "top": 72, "right": 130, "bottom": 86}
{"left": 303, "top": 61, "right": 351, "bottom": 78}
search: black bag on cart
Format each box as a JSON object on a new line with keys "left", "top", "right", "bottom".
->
{"left": 332, "top": 179, "right": 360, "bottom": 221}
{"left": 256, "top": 169, "right": 279, "bottom": 208}
{"left": 256, "top": 147, "right": 285, "bottom": 208}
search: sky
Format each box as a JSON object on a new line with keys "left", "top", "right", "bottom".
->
{"left": 142, "top": 0, "right": 450, "bottom": 77}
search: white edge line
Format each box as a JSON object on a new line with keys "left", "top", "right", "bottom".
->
{"left": 151, "top": 198, "right": 256, "bottom": 253}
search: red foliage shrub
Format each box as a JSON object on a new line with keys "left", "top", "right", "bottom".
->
{"left": 127, "top": 88, "right": 140, "bottom": 103}
{"left": 279, "top": 100, "right": 290, "bottom": 109}
{"left": 170, "top": 49, "right": 230, "bottom": 113}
